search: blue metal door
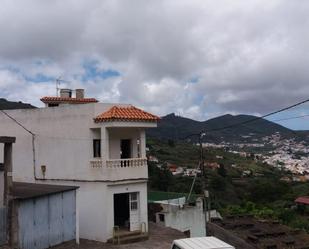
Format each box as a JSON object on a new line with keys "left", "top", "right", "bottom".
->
{"left": 18, "top": 191, "right": 76, "bottom": 249}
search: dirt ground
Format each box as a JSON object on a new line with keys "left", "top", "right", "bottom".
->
{"left": 0, "top": 223, "right": 185, "bottom": 249}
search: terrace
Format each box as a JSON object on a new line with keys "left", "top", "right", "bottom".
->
{"left": 209, "top": 215, "right": 309, "bottom": 249}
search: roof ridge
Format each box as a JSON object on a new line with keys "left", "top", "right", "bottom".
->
{"left": 94, "top": 105, "right": 160, "bottom": 123}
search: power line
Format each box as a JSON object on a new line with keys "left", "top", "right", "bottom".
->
{"left": 0, "top": 110, "right": 34, "bottom": 135}
{"left": 183, "top": 98, "right": 309, "bottom": 139}
{"left": 206, "top": 98, "right": 309, "bottom": 133}
{"left": 271, "top": 114, "right": 309, "bottom": 122}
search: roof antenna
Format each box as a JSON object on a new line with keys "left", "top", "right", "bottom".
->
{"left": 55, "top": 76, "right": 70, "bottom": 97}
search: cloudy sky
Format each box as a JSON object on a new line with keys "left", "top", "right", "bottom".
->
{"left": 0, "top": 0, "right": 308, "bottom": 130}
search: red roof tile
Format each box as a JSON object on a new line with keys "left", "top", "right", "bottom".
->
{"left": 40, "top": 96, "right": 98, "bottom": 104}
{"left": 94, "top": 105, "right": 160, "bottom": 122}
{"left": 295, "top": 196, "right": 309, "bottom": 205}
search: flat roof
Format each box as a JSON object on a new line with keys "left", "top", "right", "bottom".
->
{"left": 12, "top": 182, "right": 79, "bottom": 200}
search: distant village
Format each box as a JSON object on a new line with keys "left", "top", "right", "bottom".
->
{"left": 149, "top": 132, "right": 309, "bottom": 182}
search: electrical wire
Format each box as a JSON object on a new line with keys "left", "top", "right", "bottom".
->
{"left": 0, "top": 109, "right": 34, "bottom": 135}
{"left": 183, "top": 98, "right": 309, "bottom": 139}
{"left": 271, "top": 114, "right": 309, "bottom": 122}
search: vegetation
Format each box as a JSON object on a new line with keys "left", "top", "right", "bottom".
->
{"left": 147, "top": 138, "right": 309, "bottom": 232}
{"left": 0, "top": 98, "right": 36, "bottom": 110}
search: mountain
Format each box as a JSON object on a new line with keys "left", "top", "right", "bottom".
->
{"left": 0, "top": 98, "right": 36, "bottom": 110}
{"left": 147, "top": 113, "right": 306, "bottom": 143}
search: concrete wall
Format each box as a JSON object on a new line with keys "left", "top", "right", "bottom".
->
{"left": 0, "top": 104, "right": 154, "bottom": 182}
{"left": 0, "top": 104, "right": 155, "bottom": 242}
{"left": 155, "top": 199, "right": 206, "bottom": 238}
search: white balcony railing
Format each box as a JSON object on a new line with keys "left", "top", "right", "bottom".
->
{"left": 90, "top": 158, "right": 147, "bottom": 168}
{"left": 90, "top": 159, "right": 104, "bottom": 168}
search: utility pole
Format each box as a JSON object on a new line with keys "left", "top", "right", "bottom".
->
{"left": 198, "top": 132, "right": 209, "bottom": 236}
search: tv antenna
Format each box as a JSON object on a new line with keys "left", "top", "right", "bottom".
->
{"left": 55, "top": 76, "right": 70, "bottom": 96}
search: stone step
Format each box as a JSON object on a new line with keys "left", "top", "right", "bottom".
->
{"left": 115, "top": 230, "right": 142, "bottom": 238}
{"left": 119, "top": 233, "right": 149, "bottom": 244}
{"left": 108, "top": 231, "right": 149, "bottom": 244}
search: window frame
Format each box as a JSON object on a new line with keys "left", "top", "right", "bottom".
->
{"left": 93, "top": 139, "right": 101, "bottom": 158}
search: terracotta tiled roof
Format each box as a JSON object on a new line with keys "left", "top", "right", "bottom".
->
{"left": 94, "top": 105, "right": 160, "bottom": 122}
{"left": 40, "top": 96, "right": 98, "bottom": 104}
{"left": 295, "top": 196, "right": 309, "bottom": 205}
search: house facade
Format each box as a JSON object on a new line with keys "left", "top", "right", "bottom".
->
{"left": 0, "top": 90, "right": 159, "bottom": 242}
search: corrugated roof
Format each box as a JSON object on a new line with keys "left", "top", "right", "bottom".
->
{"left": 295, "top": 196, "right": 309, "bottom": 205}
{"left": 40, "top": 96, "right": 98, "bottom": 104}
{"left": 94, "top": 105, "right": 160, "bottom": 122}
{"left": 12, "top": 182, "right": 79, "bottom": 200}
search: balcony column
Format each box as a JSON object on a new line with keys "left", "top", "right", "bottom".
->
{"left": 140, "top": 130, "right": 146, "bottom": 158}
{"left": 101, "top": 127, "right": 109, "bottom": 160}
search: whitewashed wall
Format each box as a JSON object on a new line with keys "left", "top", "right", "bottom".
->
{"left": 157, "top": 199, "right": 206, "bottom": 238}
{"left": 0, "top": 104, "right": 155, "bottom": 242}
{"left": 0, "top": 104, "right": 154, "bottom": 182}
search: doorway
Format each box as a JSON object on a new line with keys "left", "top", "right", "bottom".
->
{"left": 114, "top": 193, "right": 130, "bottom": 229}
{"left": 113, "top": 192, "right": 140, "bottom": 231}
{"left": 121, "top": 139, "right": 131, "bottom": 159}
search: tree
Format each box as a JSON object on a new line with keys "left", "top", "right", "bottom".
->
{"left": 217, "top": 163, "right": 227, "bottom": 177}
{"left": 168, "top": 139, "right": 175, "bottom": 147}
{"left": 148, "top": 162, "right": 173, "bottom": 191}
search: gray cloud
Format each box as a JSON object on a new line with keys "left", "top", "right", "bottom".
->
{"left": 0, "top": 0, "right": 308, "bottom": 121}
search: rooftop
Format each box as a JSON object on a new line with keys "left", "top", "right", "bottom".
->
{"left": 295, "top": 196, "right": 309, "bottom": 205}
{"left": 94, "top": 105, "right": 160, "bottom": 122}
{"left": 12, "top": 182, "right": 79, "bottom": 200}
{"left": 40, "top": 96, "right": 98, "bottom": 104}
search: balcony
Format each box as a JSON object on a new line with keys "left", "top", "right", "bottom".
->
{"left": 89, "top": 158, "right": 148, "bottom": 181}
{"left": 107, "top": 158, "right": 147, "bottom": 168}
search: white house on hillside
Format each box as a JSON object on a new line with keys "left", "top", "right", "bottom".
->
{"left": 0, "top": 89, "right": 159, "bottom": 242}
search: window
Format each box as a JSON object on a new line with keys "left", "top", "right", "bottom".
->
{"left": 172, "top": 245, "right": 181, "bottom": 249}
{"left": 93, "top": 139, "right": 101, "bottom": 158}
{"left": 130, "top": 192, "right": 138, "bottom": 210}
{"left": 137, "top": 139, "right": 140, "bottom": 158}
{"left": 48, "top": 103, "right": 59, "bottom": 107}
{"left": 159, "top": 213, "right": 165, "bottom": 222}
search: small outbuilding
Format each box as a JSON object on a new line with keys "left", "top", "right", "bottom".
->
{"left": 295, "top": 196, "right": 309, "bottom": 214}
{"left": 295, "top": 196, "right": 309, "bottom": 205}
{"left": 11, "top": 182, "right": 79, "bottom": 249}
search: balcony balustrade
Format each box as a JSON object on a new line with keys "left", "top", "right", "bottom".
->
{"left": 90, "top": 158, "right": 147, "bottom": 168}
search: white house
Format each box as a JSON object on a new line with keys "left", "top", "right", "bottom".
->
{"left": 154, "top": 197, "right": 206, "bottom": 238}
{"left": 0, "top": 89, "right": 159, "bottom": 242}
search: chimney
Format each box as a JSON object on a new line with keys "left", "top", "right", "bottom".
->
{"left": 75, "top": 89, "right": 85, "bottom": 99}
{"left": 60, "top": 89, "right": 72, "bottom": 98}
